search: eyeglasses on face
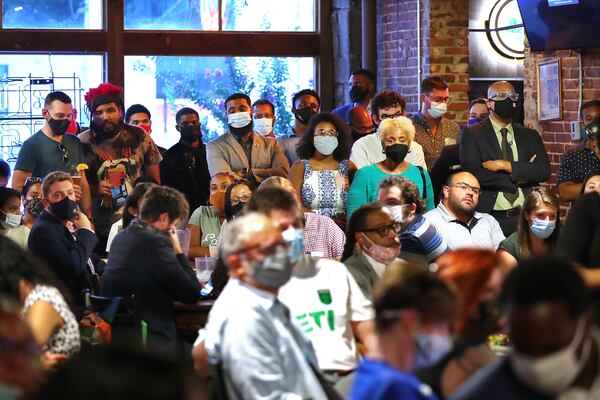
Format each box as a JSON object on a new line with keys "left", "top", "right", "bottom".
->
{"left": 359, "top": 223, "right": 400, "bottom": 237}
{"left": 58, "top": 144, "right": 69, "bottom": 164}
{"left": 449, "top": 182, "right": 481, "bottom": 195}
{"left": 380, "top": 112, "right": 404, "bottom": 120}
{"left": 315, "top": 129, "right": 338, "bottom": 137}
{"left": 426, "top": 95, "right": 451, "bottom": 104}
{"left": 489, "top": 92, "right": 519, "bottom": 102}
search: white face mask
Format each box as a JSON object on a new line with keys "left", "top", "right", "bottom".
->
{"left": 0, "top": 210, "right": 21, "bottom": 229}
{"left": 428, "top": 101, "right": 447, "bottom": 119}
{"left": 387, "top": 204, "right": 409, "bottom": 225}
{"left": 510, "top": 318, "right": 591, "bottom": 395}
{"left": 253, "top": 118, "right": 274, "bottom": 136}
{"left": 228, "top": 111, "right": 252, "bottom": 129}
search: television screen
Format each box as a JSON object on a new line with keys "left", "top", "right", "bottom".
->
{"left": 517, "top": 0, "right": 600, "bottom": 52}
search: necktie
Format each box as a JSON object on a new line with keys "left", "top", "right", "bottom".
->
{"left": 500, "top": 128, "right": 518, "bottom": 204}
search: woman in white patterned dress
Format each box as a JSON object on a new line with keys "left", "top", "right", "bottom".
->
{"left": 289, "top": 113, "right": 357, "bottom": 229}
{"left": 0, "top": 235, "right": 80, "bottom": 368}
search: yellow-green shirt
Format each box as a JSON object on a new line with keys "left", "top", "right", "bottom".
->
{"left": 489, "top": 117, "right": 525, "bottom": 210}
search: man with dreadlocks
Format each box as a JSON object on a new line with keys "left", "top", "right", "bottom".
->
{"left": 79, "top": 83, "right": 162, "bottom": 254}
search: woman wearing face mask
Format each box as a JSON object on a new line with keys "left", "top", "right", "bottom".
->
{"left": 0, "top": 186, "right": 30, "bottom": 248}
{"left": 347, "top": 117, "right": 435, "bottom": 218}
{"left": 289, "top": 113, "right": 356, "bottom": 230}
{"left": 188, "top": 172, "right": 235, "bottom": 259}
{"left": 105, "top": 181, "right": 156, "bottom": 253}
{"left": 21, "top": 176, "right": 44, "bottom": 229}
{"left": 415, "top": 249, "right": 504, "bottom": 400}
{"left": 342, "top": 203, "right": 401, "bottom": 300}
{"left": 497, "top": 187, "right": 561, "bottom": 269}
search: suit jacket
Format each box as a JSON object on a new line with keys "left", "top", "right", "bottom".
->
{"left": 28, "top": 211, "right": 99, "bottom": 316}
{"left": 459, "top": 119, "right": 551, "bottom": 213}
{"left": 206, "top": 132, "right": 290, "bottom": 179}
{"left": 160, "top": 141, "right": 210, "bottom": 214}
{"left": 343, "top": 252, "right": 380, "bottom": 300}
{"left": 100, "top": 221, "right": 200, "bottom": 345}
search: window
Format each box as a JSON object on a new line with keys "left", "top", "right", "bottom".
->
{"left": 125, "top": 55, "right": 315, "bottom": 149}
{"left": 222, "top": 0, "right": 315, "bottom": 32}
{"left": 0, "top": 54, "right": 103, "bottom": 164}
{"left": 124, "top": 0, "right": 219, "bottom": 31}
{"left": 2, "top": 0, "right": 103, "bottom": 29}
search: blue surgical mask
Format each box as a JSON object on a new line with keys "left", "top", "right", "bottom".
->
{"left": 412, "top": 331, "right": 452, "bottom": 371}
{"left": 530, "top": 218, "right": 556, "bottom": 239}
{"left": 467, "top": 117, "right": 483, "bottom": 126}
{"left": 0, "top": 210, "right": 21, "bottom": 229}
{"left": 313, "top": 136, "right": 338, "bottom": 156}
{"left": 281, "top": 226, "right": 305, "bottom": 264}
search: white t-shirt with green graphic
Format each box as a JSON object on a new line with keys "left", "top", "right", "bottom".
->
{"left": 279, "top": 256, "right": 374, "bottom": 371}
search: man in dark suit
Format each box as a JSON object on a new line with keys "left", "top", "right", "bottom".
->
{"left": 100, "top": 185, "right": 199, "bottom": 349}
{"left": 28, "top": 171, "right": 100, "bottom": 318}
{"left": 160, "top": 107, "right": 210, "bottom": 215}
{"left": 459, "top": 81, "right": 550, "bottom": 236}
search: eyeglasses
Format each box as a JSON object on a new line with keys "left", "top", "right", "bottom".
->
{"left": 231, "top": 193, "right": 252, "bottom": 205}
{"left": 380, "top": 112, "right": 404, "bottom": 120}
{"left": 489, "top": 92, "right": 519, "bottom": 102}
{"left": 234, "top": 241, "right": 288, "bottom": 256}
{"left": 359, "top": 223, "right": 400, "bottom": 237}
{"left": 58, "top": 144, "right": 69, "bottom": 164}
{"left": 315, "top": 129, "right": 338, "bottom": 137}
{"left": 426, "top": 95, "right": 451, "bottom": 104}
{"left": 449, "top": 182, "right": 481, "bottom": 195}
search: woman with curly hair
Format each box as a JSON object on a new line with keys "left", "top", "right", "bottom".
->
{"left": 289, "top": 112, "right": 356, "bottom": 229}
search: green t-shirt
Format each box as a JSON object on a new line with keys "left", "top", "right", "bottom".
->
{"left": 189, "top": 206, "right": 221, "bottom": 247}
{"left": 498, "top": 231, "right": 520, "bottom": 261}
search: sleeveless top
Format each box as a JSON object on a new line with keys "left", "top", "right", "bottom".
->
{"left": 300, "top": 159, "right": 350, "bottom": 218}
{"left": 22, "top": 284, "right": 81, "bottom": 355}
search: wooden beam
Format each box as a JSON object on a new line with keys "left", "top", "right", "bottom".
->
{"left": 0, "top": 30, "right": 107, "bottom": 52}
{"left": 318, "top": 0, "right": 334, "bottom": 111}
{"left": 122, "top": 32, "right": 320, "bottom": 57}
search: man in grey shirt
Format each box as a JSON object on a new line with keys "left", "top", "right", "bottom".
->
{"left": 424, "top": 171, "right": 505, "bottom": 250}
{"left": 202, "top": 212, "right": 328, "bottom": 400}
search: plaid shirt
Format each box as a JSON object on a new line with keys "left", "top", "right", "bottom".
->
{"left": 304, "top": 212, "right": 345, "bottom": 259}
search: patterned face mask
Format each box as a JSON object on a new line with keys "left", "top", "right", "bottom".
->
{"left": 24, "top": 197, "right": 45, "bottom": 217}
{"left": 361, "top": 233, "right": 400, "bottom": 264}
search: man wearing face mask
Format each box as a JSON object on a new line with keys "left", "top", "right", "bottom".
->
{"left": 199, "top": 212, "right": 331, "bottom": 399}
{"left": 411, "top": 76, "right": 460, "bottom": 170}
{"left": 378, "top": 177, "right": 447, "bottom": 262}
{"left": 452, "top": 257, "right": 600, "bottom": 400}
{"left": 160, "top": 107, "right": 210, "bottom": 215}
{"left": 12, "top": 91, "right": 92, "bottom": 217}
{"left": 350, "top": 262, "right": 457, "bottom": 400}
{"left": 79, "top": 83, "right": 162, "bottom": 254}
{"left": 206, "top": 92, "right": 290, "bottom": 182}
{"left": 125, "top": 103, "right": 166, "bottom": 155}
{"left": 28, "top": 172, "right": 100, "bottom": 319}
{"left": 347, "top": 105, "right": 375, "bottom": 144}
{"left": 279, "top": 89, "right": 321, "bottom": 165}
{"left": 252, "top": 99, "right": 277, "bottom": 138}
{"left": 333, "top": 69, "right": 376, "bottom": 125}
{"left": 459, "top": 80, "right": 551, "bottom": 236}
{"left": 557, "top": 100, "right": 600, "bottom": 202}
{"left": 467, "top": 98, "right": 490, "bottom": 126}
{"left": 101, "top": 186, "right": 199, "bottom": 350}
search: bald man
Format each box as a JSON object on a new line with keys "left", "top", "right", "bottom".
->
{"left": 347, "top": 105, "right": 374, "bottom": 143}
{"left": 459, "top": 80, "right": 550, "bottom": 236}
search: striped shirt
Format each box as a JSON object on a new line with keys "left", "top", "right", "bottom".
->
{"left": 400, "top": 215, "right": 448, "bottom": 262}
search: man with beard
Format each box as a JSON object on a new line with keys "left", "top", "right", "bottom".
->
{"left": 207, "top": 92, "right": 289, "bottom": 183}
{"left": 79, "top": 83, "right": 162, "bottom": 252}
{"left": 557, "top": 99, "right": 600, "bottom": 202}
{"left": 459, "top": 80, "right": 550, "bottom": 236}
{"left": 333, "top": 69, "right": 376, "bottom": 124}
{"left": 160, "top": 107, "right": 210, "bottom": 215}
{"left": 350, "top": 89, "right": 426, "bottom": 169}
{"left": 424, "top": 172, "right": 505, "bottom": 250}
{"left": 278, "top": 89, "right": 321, "bottom": 165}
{"left": 12, "top": 91, "right": 92, "bottom": 216}
{"left": 347, "top": 105, "right": 374, "bottom": 144}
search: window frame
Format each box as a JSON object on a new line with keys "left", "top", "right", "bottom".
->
{"left": 0, "top": 0, "right": 333, "bottom": 110}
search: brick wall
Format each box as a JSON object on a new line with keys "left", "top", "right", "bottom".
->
{"left": 376, "top": 0, "right": 469, "bottom": 123}
{"left": 523, "top": 45, "right": 600, "bottom": 188}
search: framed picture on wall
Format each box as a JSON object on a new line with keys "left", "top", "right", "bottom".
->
{"left": 537, "top": 59, "right": 562, "bottom": 122}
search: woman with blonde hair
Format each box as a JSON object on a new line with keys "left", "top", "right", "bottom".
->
{"left": 346, "top": 116, "right": 434, "bottom": 217}
{"left": 497, "top": 186, "right": 561, "bottom": 268}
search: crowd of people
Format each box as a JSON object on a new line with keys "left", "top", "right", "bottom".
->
{"left": 0, "top": 69, "right": 600, "bottom": 400}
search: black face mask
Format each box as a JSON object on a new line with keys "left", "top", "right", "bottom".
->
{"left": 181, "top": 125, "right": 202, "bottom": 143}
{"left": 231, "top": 202, "right": 246, "bottom": 218}
{"left": 24, "top": 197, "right": 44, "bottom": 217}
{"left": 294, "top": 107, "right": 316, "bottom": 124}
{"left": 384, "top": 143, "right": 409, "bottom": 163}
{"left": 351, "top": 128, "right": 374, "bottom": 142}
{"left": 491, "top": 98, "right": 516, "bottom": 120}
{"left": 349, "top": 85, "right": 368, "bottom": 103}
{"left": 48, "top": 118, "right": 70, "bottom": 136}
{"left": 49, "top": 196, "right": 78, "bottom": 220}
{"left": 228, "top": 122, "right": 253, "bottom": 138}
